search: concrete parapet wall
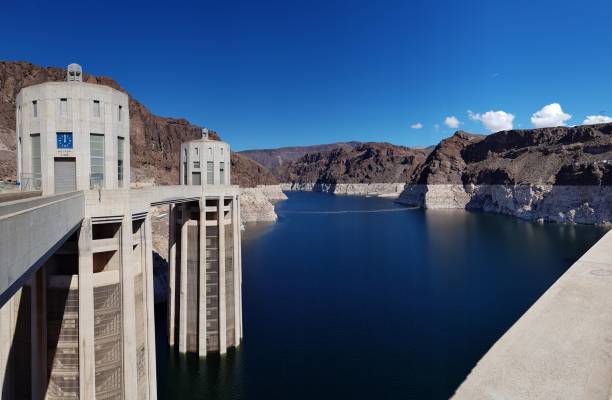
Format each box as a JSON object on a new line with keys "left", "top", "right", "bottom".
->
{"left": 0, "top": 191, "right": 84, "bottom": 305}
{"left": 453, "top": 229, "right": 612, "bottom": 399}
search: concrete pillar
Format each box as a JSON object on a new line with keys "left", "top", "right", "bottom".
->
{"left": 198, "top": 199, "right": 207, "bottom": 356}
{"left": 232, "top": 195, "right": 241, "bottom": 346}
{"left": 179, "top": 203, "right": 188, "bottom": 353}
{"left": 237, "top": 197, "right": 244, "bottom": 339}
{"left": 218, "top": 196, "right": 227, "bottom": 354}
{"left": 0, "top": 297, "right": 12, "bottom": 399}
{"left": 78, "top": 218, "right": 95, "bottom": 400}
{"left": 168, "top": 203, "right": 176, "bottom": 346}
{"left": 144, "top": 214, "right": 158, "bottom": 399}
{"left": 121, "top": 214, "right": 138, "bottom": 399}
{"left": 31, "top": 267, "right": 47, "bottom": 400}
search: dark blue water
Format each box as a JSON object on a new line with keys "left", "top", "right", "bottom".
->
{"left": 156, "top": 191, "right": 607, "bottom": 399}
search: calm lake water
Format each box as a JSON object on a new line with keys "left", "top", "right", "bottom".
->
{"left": 156, "top": 191, "right": 607, "bottom": 399}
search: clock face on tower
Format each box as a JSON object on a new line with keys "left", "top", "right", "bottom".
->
{"left": 56, "top": 132, "right": 73, "bottom": 149}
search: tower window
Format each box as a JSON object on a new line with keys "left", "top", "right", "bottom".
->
{"left": 31, "top": 134, "right": 41, "bottom": 190}
{"left": 193, "top": 147, "right": 200, "bottom": 168}
{"left": 117, "top": 137, "right": 125, "bottom": 187}
{"left": 207, "top": 161, "right": 214, "bottom": 184}
{"left": 93, "top": 100, "right": 100, "bottom": 118}
{"left": 219, "top": 162, "right": 225, "bottom": 185}
{"left": 60, "top": 98, "right": 68, "bottom": 115}
{"left": 118, "top": 105, "right": 122, "bottom": 121}
{"left": 90, "top": 134, "right": 105, "bottom": 188}
{"left": 32, "top": 101, "right": 38, "bottom": 117}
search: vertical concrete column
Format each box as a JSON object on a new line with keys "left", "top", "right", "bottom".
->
{"left": 168, "top": 203, "right": 176, "bottom": 346}
{"left": 198, "top": 199, "right": 207, "bottom": 356}
{"left": 143, "top": 213, "right": 158, "bottom": 400}
{"left": 231, "top": 195, "right": 241, "bottom": 346}
{"left": 0, "top": 297, "right": 12, "bottom": 398}
{"left": 31, "top": 267, "right": 47, "bottom": 400}
{"left": 179, "top": 203, "right": 189, "bottom": 353}
{"left": 78, "top": 218, "right": 95, "bottom": 400}
{"left": 217, "top": 196, "right": 227, "bottom": 354}
{"left": 237, "top": 197, "right": 244, "bottom": 339}
{"left": 121, "top": 214, "right": 138, "bottom": 400}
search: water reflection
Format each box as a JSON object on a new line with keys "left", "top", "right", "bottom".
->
{"left": 155, "top": 306, "right": 243, "bottom": 400}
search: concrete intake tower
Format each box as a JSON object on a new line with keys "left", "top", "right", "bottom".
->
{"left": 0, "top": 64, "right": 243, "bottom": 399}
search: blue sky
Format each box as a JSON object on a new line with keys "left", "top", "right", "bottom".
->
{"left": 2, "top": 0, "right": 611, "bottom": 150}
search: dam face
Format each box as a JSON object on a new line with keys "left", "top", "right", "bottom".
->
{"left": 0, "top": 65, "right": 243, "bottom": 399}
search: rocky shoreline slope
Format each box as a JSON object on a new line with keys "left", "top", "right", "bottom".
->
{"left": 253, "top": 124, "right": 612, "bottom": 225}
{"left": 281, "top": 182, "right": 407, "bottom": 197}
{"left": 398, "top": 125, "right": 612, "bottom": 225}
{"left": 278, "top": 142, "right": 429, "bottom": 197}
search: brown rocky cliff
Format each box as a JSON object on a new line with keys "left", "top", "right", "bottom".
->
{"left": 413, "top": 131, "right": 484, "bottom": 184}
{"left": 0, "top": 60, "right": 272, "bottom": 186}
{"left": 279, "top": 142, "right": 430, "bottom": 184}
{"left": 230, "top": 153, "right": 278, "bottom": 187}
{"left": 409, "top": 124, "right": 612, "bottom": 186}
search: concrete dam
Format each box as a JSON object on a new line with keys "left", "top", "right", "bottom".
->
{"left": 0, "top": 64, "right": 242, "bottom": 399}
{"left": 1, "top": 64, "right": 612, "bottom": 399}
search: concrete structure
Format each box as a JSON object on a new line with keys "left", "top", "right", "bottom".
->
{"left": 454, "top": 229, "right": 612, "bottom": 399}
{"left": 169, "top": 129, "right": 243, "bottom": 355}
{"left": 0, "top": 65, "right": 243, "bottom": 399}
{"left": 16, "top": 67, "right": 129, "bottom": 192}
{"left": 180, "top": 128, "right": 230, "bottom": 186}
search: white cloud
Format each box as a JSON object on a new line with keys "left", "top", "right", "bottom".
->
{"left": 530, "top": 103, "right": 571, "bottom": 128}
{"left": 411, "top": 122, "right": 423, "bottom": 129}
{"left": 444, "top": 116, "right": 460, "bottom": 129}
{"left": 583, "top": 115, "right": 612, "bottom": 125}
{"left": 468, "top": 110, "right": 515, "bottom": 132}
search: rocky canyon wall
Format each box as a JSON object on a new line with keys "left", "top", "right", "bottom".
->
{"left": 399, "top": 184, "right": 612, "bottom": 225}
{"left": 282, "top": 182, "right": 407, "bottom": 197}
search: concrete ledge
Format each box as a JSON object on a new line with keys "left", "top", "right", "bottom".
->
{"left": 453, "top": 229, "right": 612, "bottom": 400}
{"left": 0, "top": 191, "right": 84, "bottom": 306}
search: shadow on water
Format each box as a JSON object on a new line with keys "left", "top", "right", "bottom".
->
{"left": 155, "top": 302, "right": 243, "bottom": 400}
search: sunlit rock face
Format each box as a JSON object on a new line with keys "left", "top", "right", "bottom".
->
{"left": 282, "top": 182, "right": 407, "bottom": 198}
{"left": 398, "top": 123, "right": 612, "bottom": 225}
{"left": 398, "top": 184, "right": 612, "bottom": 225}
{"left": 240, "top": 185, "right": 287, "bottom": 223}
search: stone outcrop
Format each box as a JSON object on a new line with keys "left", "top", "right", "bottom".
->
{"left": 400, "top": 184, "right": 612, "bottom": 225}
{"left": 239, "top": 185, "right": 287, "bottom": 223}
{"left": 399, "top": 124, "right": 612, "bottom": 225}
{"left": 282, "top": 182, "right": 407, "bottom": 197}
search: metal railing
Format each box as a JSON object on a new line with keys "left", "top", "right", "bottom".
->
{"left": 18, "top": 172, "right": 41, "bottom": 191}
